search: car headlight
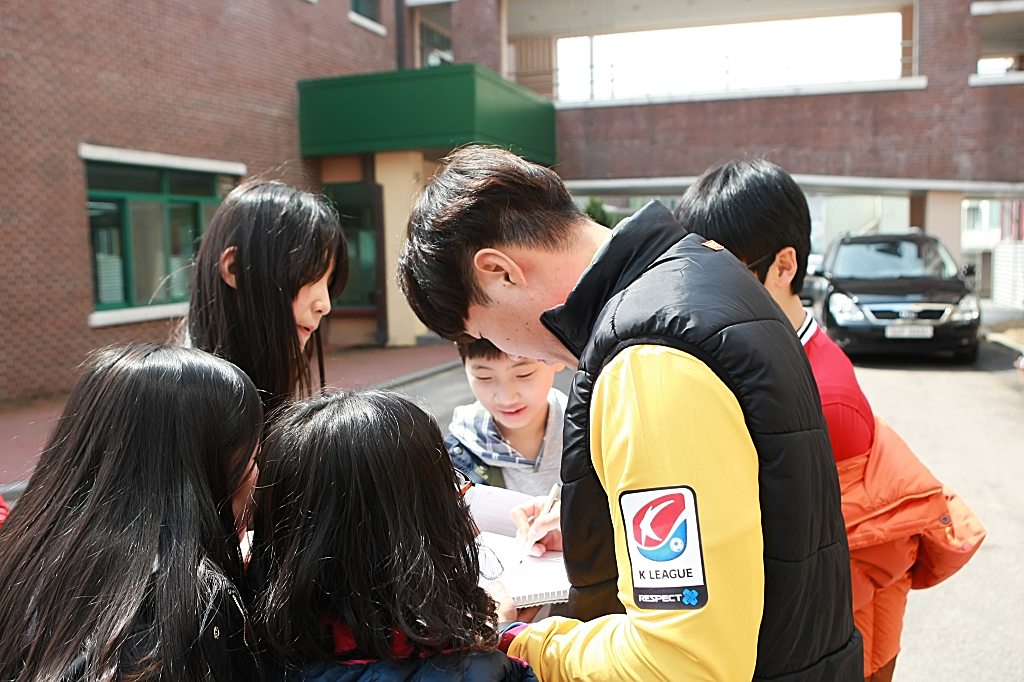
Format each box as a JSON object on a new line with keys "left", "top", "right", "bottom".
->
{"left": 828, "top": 292, "right": 866, "bottom": 324}
{"left": 951, "top": 294, "right": 980, "bottom": 322}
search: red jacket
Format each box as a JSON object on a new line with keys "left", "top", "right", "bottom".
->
{"left": 838, "top": 417, "right": 986, "bottom": 674}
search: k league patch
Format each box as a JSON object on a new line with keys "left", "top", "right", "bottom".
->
{"left": 619, "top": 486, "right": 708, "bottom": 610}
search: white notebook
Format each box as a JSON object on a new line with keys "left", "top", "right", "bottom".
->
{"left": 464, "top": 485, "right": 533, "bottom": 536}
{"left": 477, "top": 531, "right": 571, "bottom": 608}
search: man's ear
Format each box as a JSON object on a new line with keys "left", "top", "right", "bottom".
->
{"left": 219, "top": 246, "right": 239, "bottom": 289}
{"left": 772, "top": 247, "right": 799, "bottom": 290}
{"left": 472, "top": 248, "right": 527, "bottom": 295}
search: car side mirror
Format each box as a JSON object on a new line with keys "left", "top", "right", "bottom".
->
{"left": 962, "top": 263, "right": 976, "bottom": 277}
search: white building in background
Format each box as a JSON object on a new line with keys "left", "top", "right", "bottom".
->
{"left": 989, "top": 201, "right": 1024, "bottom": 308}
{"left": 809, "top": 195, "right": 911, "bottom": 253}
{"left": 962, "top": 199, "right": 1003, "bottom": 298}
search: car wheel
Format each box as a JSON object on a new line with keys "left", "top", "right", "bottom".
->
{"left": 953, "top": 343, "right": 979, "bottom": 364}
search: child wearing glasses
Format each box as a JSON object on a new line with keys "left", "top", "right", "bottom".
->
{"left": 250, "top": 389, "right": 536, "bottom": 682}
{"left": 447, "top": 339, "right": 566, "bottom": 497}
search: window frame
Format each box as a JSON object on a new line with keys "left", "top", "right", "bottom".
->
{"left": 351, "top": 0, "right": 380, "bottom": 23}
{"left": 87, "top": 165, "right": 224, "bottom": 311}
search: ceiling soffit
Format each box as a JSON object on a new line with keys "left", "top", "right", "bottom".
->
{"left": 508, "top": 0, "right": 910, "bottom": 39}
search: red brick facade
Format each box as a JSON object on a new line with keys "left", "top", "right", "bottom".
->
{"left": 3, "top": 0, "right": 1020, "bottom": 405}
{"left": 0, "top": 0, "right": 397, "bottom": 404}
{"left": 555, "top": 0, "right": 1024, "bottom": 183}
{"left": 452, "top": 0, "right": 504, "bottom": 75}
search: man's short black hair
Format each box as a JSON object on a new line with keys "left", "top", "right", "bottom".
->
{"left": 398, "top": 146, "right": 585, "bottom": 341}
{"left": 457, "top": 338, "right": 507, "bottom": 363}
{"left": 673, "top": 159, "right": 811, "bottom": 295}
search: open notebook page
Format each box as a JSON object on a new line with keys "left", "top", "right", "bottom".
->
{"left": 477, "top": 531, "right": 571, "bottom": 608}
{"left": 464, "top": 485, "right": 534, "bottom": 536}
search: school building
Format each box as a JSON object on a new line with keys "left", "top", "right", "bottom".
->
{"left": 2, "top": 0, "right": 1023, "bottom": 405}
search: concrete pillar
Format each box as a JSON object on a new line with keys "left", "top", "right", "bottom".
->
{"left": 909, "top": 195, "right": 925, "bottom": 230}
{"left": 924, "top": 190, "right": 965, "bottom": 264}
{"left": 374, "top": 150, "right": 429, "bottom": 346}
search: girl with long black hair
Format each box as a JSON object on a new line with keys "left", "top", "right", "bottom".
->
{"left": 0, "top": 344, "right": 264, "bottom": 682}
{"left": 251, "top": 390, "right": 537, "bottom": 682}
{"left": 185, "top": 179, "right": 349, "bottom": 412}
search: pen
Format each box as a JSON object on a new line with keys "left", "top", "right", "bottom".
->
{"left": 518, "top": 482, "right": 562, "bottom": 565}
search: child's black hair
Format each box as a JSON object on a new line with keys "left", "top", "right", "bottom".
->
{"left": 252, "top": 389, "right": 498, "bottom": 664}
{"left": 457, "top": 337, "right": 508, "bottom": 363}
{"left": 0, "top": 344, "right": 263, "bottom": 682}
{"left": 186, "top": 179, "right": 348, "bottom": 412}
{"left": 674, "top": 159, "right": 811, "bottom": 293}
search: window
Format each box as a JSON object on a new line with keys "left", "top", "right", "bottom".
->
{"left": 324, "top": 182, "right": 379, "bottom": 309}
{"left": 86, "top": 162, "right": 228, "bottom": 310}
{"left": 418, "top": 3, "right": 453, "bottom": 68}
{"left": 351, "top": 0, "right": 379, "bottom": 22}
{"left": 970, "top": 6, "right": 1024, "bottom": 83}
{"left": 832, "top": 240, "right": 959, "bottom": 280}
{"left": 337, "top": 206, "right": 377, "bottom": 308}
{"left": 420, "top": 22, "right": 453, "bottom": 67}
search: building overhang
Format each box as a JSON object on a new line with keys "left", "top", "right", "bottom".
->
{"left": 564, "top": 174, "right": 1024, "bottom": 200}
{"left": 298, "top": 64, "right": 557, "bottom": 166}
{"left": 508, "top": 0, "right": 908, "bottom": 40}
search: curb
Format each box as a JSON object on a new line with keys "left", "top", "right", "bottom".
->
{"left": 985, "top": 332, "right": 1024, "bottom": 356}
{"left": 0, "top": 360, "right": 467, "bottom": 507}
{"left": 370, "top": 359, "right": 463, "bottom": 390}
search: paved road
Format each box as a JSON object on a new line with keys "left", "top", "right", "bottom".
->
{"left": 399, "top": 342, "right": 1023, "bottom": 680}
{"left": 853, "top": 342, "right": 1023, "bottom": 681}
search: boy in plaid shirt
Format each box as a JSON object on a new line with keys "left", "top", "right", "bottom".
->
{"left": 446, "top": 339, "right": 566, "bottom": 497}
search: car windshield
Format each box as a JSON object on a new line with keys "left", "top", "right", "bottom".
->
{"left": 831, "top": 239, "right": 959, "bottom": 279}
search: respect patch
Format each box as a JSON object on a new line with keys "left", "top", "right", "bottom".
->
{"left": 619, "top": 486, "right": 707, "bottom": 610}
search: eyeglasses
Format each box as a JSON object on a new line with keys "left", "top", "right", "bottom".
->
{"left": 745, "top": 251, "right": 777, "bottom": 282}
{"left": 455, "top": 468, "right": 474, "bottom": 498}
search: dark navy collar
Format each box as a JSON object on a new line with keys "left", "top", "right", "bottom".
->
{"left": 540, "top": 201, "right": 686, "bottom": 359}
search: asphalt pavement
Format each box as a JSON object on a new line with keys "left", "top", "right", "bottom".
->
{"left": 853, "top": 341, "right": 1023, "bottom": 681}
{"left": 398, "top": 342, "right": 1023, "bottom": 680}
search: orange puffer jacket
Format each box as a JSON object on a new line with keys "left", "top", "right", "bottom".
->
{"left": 837, "top": 417, "right": 986, "bottom": 676}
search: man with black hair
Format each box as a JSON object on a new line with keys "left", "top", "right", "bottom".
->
{"left": 398, "top": 146, "right": 862, "bottom": 682}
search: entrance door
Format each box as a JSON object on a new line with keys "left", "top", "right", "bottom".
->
{"left": 324, "top": 181, "right": 386, "bottom": 345}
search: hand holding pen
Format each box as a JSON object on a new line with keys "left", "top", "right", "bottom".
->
{"left": 511, "top": 483, "right": 563, "bottom": 561}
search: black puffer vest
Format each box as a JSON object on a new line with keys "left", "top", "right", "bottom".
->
{"left": 540, "top": 202, "right": 862, "bottom": 681}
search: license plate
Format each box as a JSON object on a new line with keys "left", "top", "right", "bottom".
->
{"left": 885, "top": 324, "right": 934, "bottom": 339}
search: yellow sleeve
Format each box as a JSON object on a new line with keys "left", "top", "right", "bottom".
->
{"left": 508, "top": 345, "right": 764, "bottom": 682}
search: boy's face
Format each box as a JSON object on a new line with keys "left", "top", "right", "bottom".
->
{"left": 464, "top": 355, "right": 562, "bottom": 434}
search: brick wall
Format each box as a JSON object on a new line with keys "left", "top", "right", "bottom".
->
{"left": 0, "top": 0, "right": 397, "bottom": 404}
{"left": 555, "top": 0, "right": 1024, "bottom": 183}
{"left": 451, "top": 0, "right": 503, "bottom": 75}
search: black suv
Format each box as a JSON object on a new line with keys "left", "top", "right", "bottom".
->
{"left": 804, "top": 233, "right": 981, "bottom": 362}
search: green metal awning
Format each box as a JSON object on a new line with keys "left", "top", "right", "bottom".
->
{"left": 298, "top": 64, "right": 557, "bottom": 166}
